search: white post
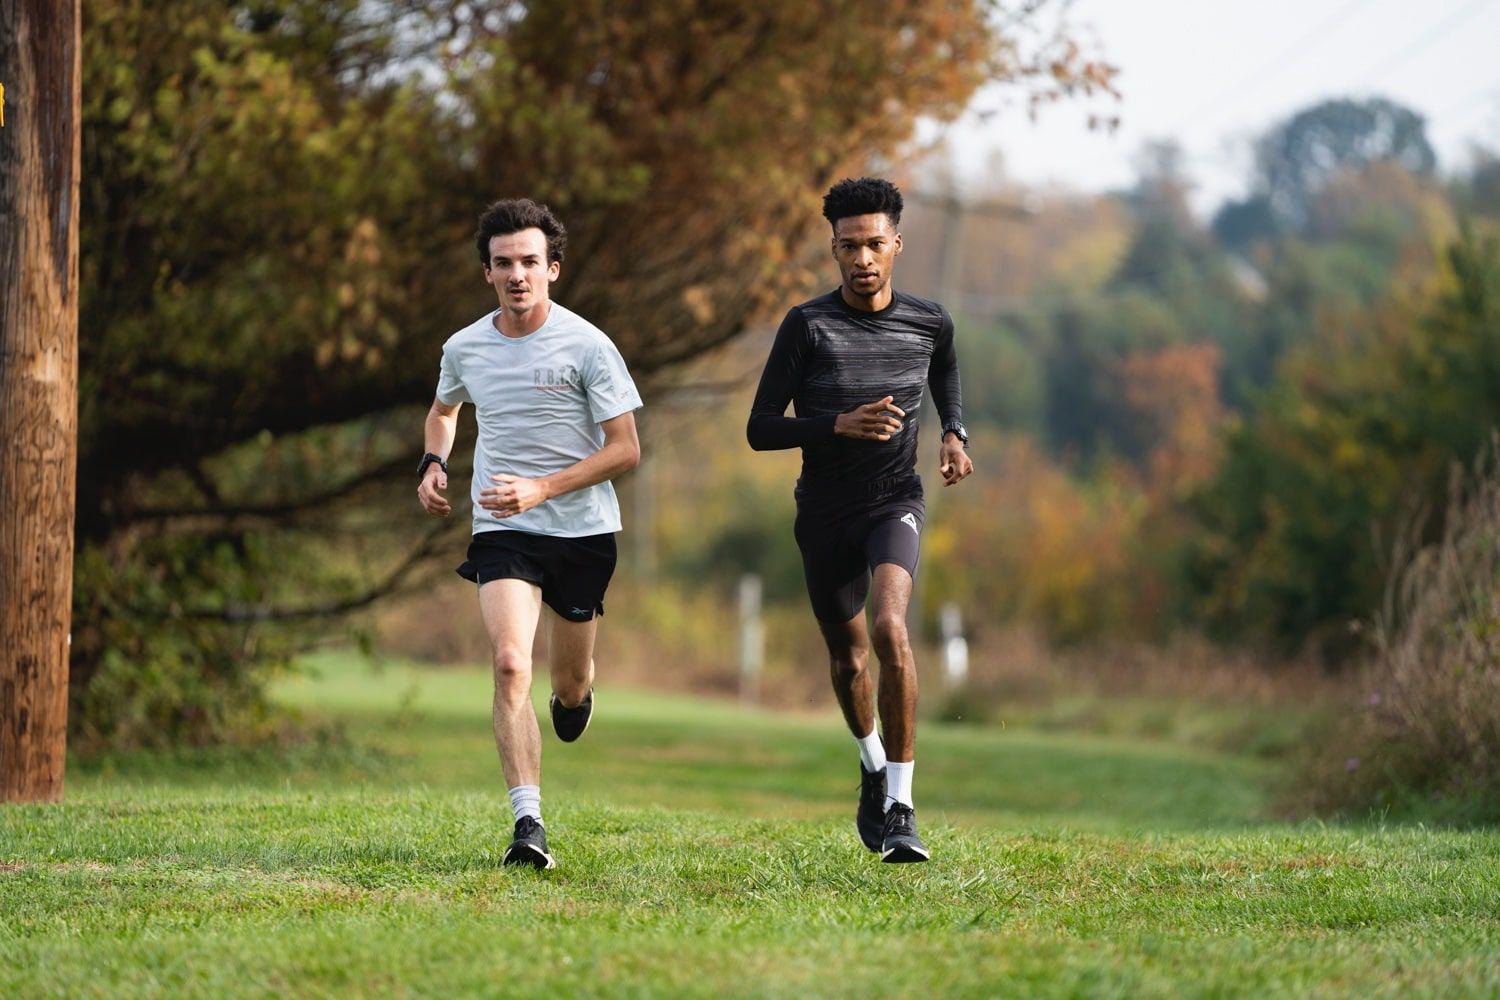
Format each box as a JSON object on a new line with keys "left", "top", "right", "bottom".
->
{"left": 939, "top": 602, "right": 969, "bottom": 689}
{"left": 738, "top": 574, "right": 763, "bottom": 704}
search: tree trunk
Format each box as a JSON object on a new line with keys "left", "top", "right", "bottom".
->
{"left": 0, "top": 0, "right": 81, "bottom": 803}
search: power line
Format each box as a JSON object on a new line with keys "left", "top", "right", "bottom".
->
{"left": 1432, "top": 76, "right": 1500, "bottom": 120}
{"left": 1358, "top": 0, "right": 1495, "bottom": 82}
{"left": 1173, "top": 0, "right": 1382, "bottom": 130}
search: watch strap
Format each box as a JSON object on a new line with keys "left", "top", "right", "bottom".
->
{"left": 942, "top": 421, "right": 968, "bottom": 445}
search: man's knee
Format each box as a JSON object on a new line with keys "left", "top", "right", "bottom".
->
{"left": 820, "top": 626, "right": 867, "bottom": 666}
{"left": 871, "top": 611, "right": 910, "bottom": 658}
{"left": 551, "top": 653, "right": 592, "bottom": 703}
{"left": 492, "top": 646, "right": 532, "bottom": 694}
{"left": 828, "top": 647, "right": 869, "bottom": 685}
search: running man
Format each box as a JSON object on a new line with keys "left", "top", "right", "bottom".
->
{"left": 418, "top": 198, "right": 643, "bottom": 869}
{"left": 747, "top": 177, "right": 973, "bottom": 863}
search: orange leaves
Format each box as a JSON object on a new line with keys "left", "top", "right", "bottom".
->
{"left": 1118, "top": 342, "right": 1225, "bottom": 497}
{"left": 927, "top": 434, "right": 1151, "bottom": 642}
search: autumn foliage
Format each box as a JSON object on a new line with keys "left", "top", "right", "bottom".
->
{"left": 73, "top": 0, "right": 1111, "bottom": 745}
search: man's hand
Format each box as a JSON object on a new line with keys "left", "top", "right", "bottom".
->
{"left": 418, "top": 465, "right": 451, "bottom": 517}
{"left": 939, "top": 433, "right": 973, "bottom": 487}
{"left": 480, "top": 473, "right": 551, "bottom": 518}
{"left": 835, "top": 396, "right": 905, "bottom": 441}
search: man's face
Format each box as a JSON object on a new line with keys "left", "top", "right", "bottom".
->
{"left": 831, "top": 213, "right": 902, "bottom": 301}
{"left": 484, "top": 228, "right": 559, "bottom": 315}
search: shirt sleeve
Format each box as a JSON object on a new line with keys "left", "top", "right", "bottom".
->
{"left": 927, "top": 307, "right": 963, "bottom": 430}
{"left": 436, "top": 344, "right": 472, "bottom": 406}
{"left": 746, "top": 308, "right": 838, "bottom": 450}
{"left": 583, "top": 336, "right": 644, "bottom": 424}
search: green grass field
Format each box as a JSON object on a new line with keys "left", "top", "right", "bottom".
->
{"left": 3, "top": 652, "right": 1498, "bottom": 998}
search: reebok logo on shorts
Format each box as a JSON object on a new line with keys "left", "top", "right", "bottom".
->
{"left": 900, "top": 512, "right": 919, "bottom": 534}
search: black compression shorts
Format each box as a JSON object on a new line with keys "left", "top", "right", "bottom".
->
{"left": 793, "top": 474, "right": 924, "bottom": 623}
{"left": 456, "top": 529, "right": 617, "bottom": 622}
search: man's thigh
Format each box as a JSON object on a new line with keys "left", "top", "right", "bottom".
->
{"left": 867, "top": 561, "right": 915, "bottom": 622}
{"left": 547, "top": 608, "right": 598, "bottom": 675}
{"left": 478, "top": 578, "right": 544, "bottom": 657}
{"left": 795, "top": 508, "right": 870, "bottom": 624}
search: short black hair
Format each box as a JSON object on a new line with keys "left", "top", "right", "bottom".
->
{"left": 822, "top": 177, "right": 904, "bottom": 228}
{"left": 475, "top": 198, "right": 568, "bottom": 265}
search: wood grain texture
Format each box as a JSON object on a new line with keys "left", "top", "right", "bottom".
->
{"left": 1, "top": 0, "right": 81, "bottom": 803}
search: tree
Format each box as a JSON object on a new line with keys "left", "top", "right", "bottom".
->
{"left": 73, "top": 0, "right": 1114, "bottom": 745}
{"left": 1, "top": 0, "right": 81, "bottom": 801}
{"left": 1211, "top": 194, "right": 1279, "bottom": 253}
{"left": 1253, "top": 96, "right": 1435, "bottom": 233}
{"left": 1211, "top": 102, "right": 1447, "bottom": 401}
{"left": 1183, "top": 230, "right": 1500, "bottom": 661}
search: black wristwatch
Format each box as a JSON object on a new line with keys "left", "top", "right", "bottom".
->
{"left": 942, "top": 421, "right": 969, "bottom": 448}
{"left": 418, "top": 452, "right": 448, "bottom": 478}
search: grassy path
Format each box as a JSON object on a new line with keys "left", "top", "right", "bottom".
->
{"left": 3, "top": 653, "right": 1497, "bottom": 997}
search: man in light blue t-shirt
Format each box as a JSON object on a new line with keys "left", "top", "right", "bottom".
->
{"left": 417, "top": 198, "right": 643, "bottom": 870}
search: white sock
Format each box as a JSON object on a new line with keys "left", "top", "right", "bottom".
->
{"left": 884, "top": 760, "right": 914, "bottom": 811}
{"left": 856, "top": 728, "right": 887, "bottom": 773}
{"left": 508, "top": 784, "right": 542, "bottom": 824}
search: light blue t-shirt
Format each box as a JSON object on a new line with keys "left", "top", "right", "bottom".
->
{"left": 436, "top": 303, "right": 643, "bottom": 538}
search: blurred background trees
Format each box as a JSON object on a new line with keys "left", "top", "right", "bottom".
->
{"left": 62, "top": 0, "right": 1500, "bottom": 824}
{"left": 75, "top": 0, "right": 1112, "bottom": 745}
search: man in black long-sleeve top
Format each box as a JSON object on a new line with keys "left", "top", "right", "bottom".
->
{"left": 747, "top": 177, "right": 973, "bottom": 863}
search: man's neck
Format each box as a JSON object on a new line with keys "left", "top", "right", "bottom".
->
{"left": 494, "top": 299, "right": 553, "bottom": 338}
{"left": 840, "top": 284, "right": 894, "bottom": 313}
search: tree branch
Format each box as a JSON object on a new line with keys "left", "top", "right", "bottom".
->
{"left": 124, "top": 452, "right": 418, "bottom": 527}
{"left": 130, "top": 520, "right": 460, "bottom": 624}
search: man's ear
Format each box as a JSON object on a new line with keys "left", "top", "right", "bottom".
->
{"left": 893, "top": 232, "right": 903, "bottom": 256}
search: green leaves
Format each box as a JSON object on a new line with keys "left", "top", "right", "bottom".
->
{"left": 1185, "top": 230, "right": 1500, "bottom": 660}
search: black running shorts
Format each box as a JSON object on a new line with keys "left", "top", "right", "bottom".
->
{"left": 456, "top": 530, "right": 617, "bottom": 622}
{"left": 793, "top": 474, "right": 925, "bottom": 623}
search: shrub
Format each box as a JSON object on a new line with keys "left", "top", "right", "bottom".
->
{"left": 1300, "top": 444, "right": 1500, "bottom": 822}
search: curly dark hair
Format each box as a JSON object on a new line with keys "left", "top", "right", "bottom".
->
{"left": 821, "top": 177, "right": 904, "bottom": 228}
{"left": 474, "top": 198, "right": 568, "bottom": 265}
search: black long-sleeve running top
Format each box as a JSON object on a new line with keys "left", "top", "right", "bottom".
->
{"left": 746, "top": 289, "right": 963, "bottom": 486}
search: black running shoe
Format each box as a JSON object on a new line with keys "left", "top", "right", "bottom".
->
{"left": 880, "top": 803, "right": 930, "bottom": 864}
{"left": 549, "top": 688, "right": 593, "bottom": 743}
{"left": 857, "top": 765, "right": 887, "bottom": 852}
{"left": 503, "top": 816, "right": 556, "bottom": 870}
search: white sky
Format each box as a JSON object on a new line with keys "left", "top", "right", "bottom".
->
{"left": 931, "top": 0, "right": 1500, "bottom": 215}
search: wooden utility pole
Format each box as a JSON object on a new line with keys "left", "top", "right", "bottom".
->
{"left": 1, "top": 0, "right": 82, "bottom": 803}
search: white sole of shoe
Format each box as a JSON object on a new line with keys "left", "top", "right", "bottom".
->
{"left": 503, "top": 843, "right": 557, "bottom": 870}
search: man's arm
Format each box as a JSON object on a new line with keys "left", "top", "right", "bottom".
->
{"left": 479, "top": 411, "right": 641, "bottom": 519}
{"left": 747, "top": 309, "right": 838, "bottom": 450}
{"left": 417, "top": 397, "right": 461, "bottom": 516}
{"left": 929, "top": 310, "right": 973, "bottom": 486}
{"left": 747, "top": 308, "right": 902, "bottom": 447}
